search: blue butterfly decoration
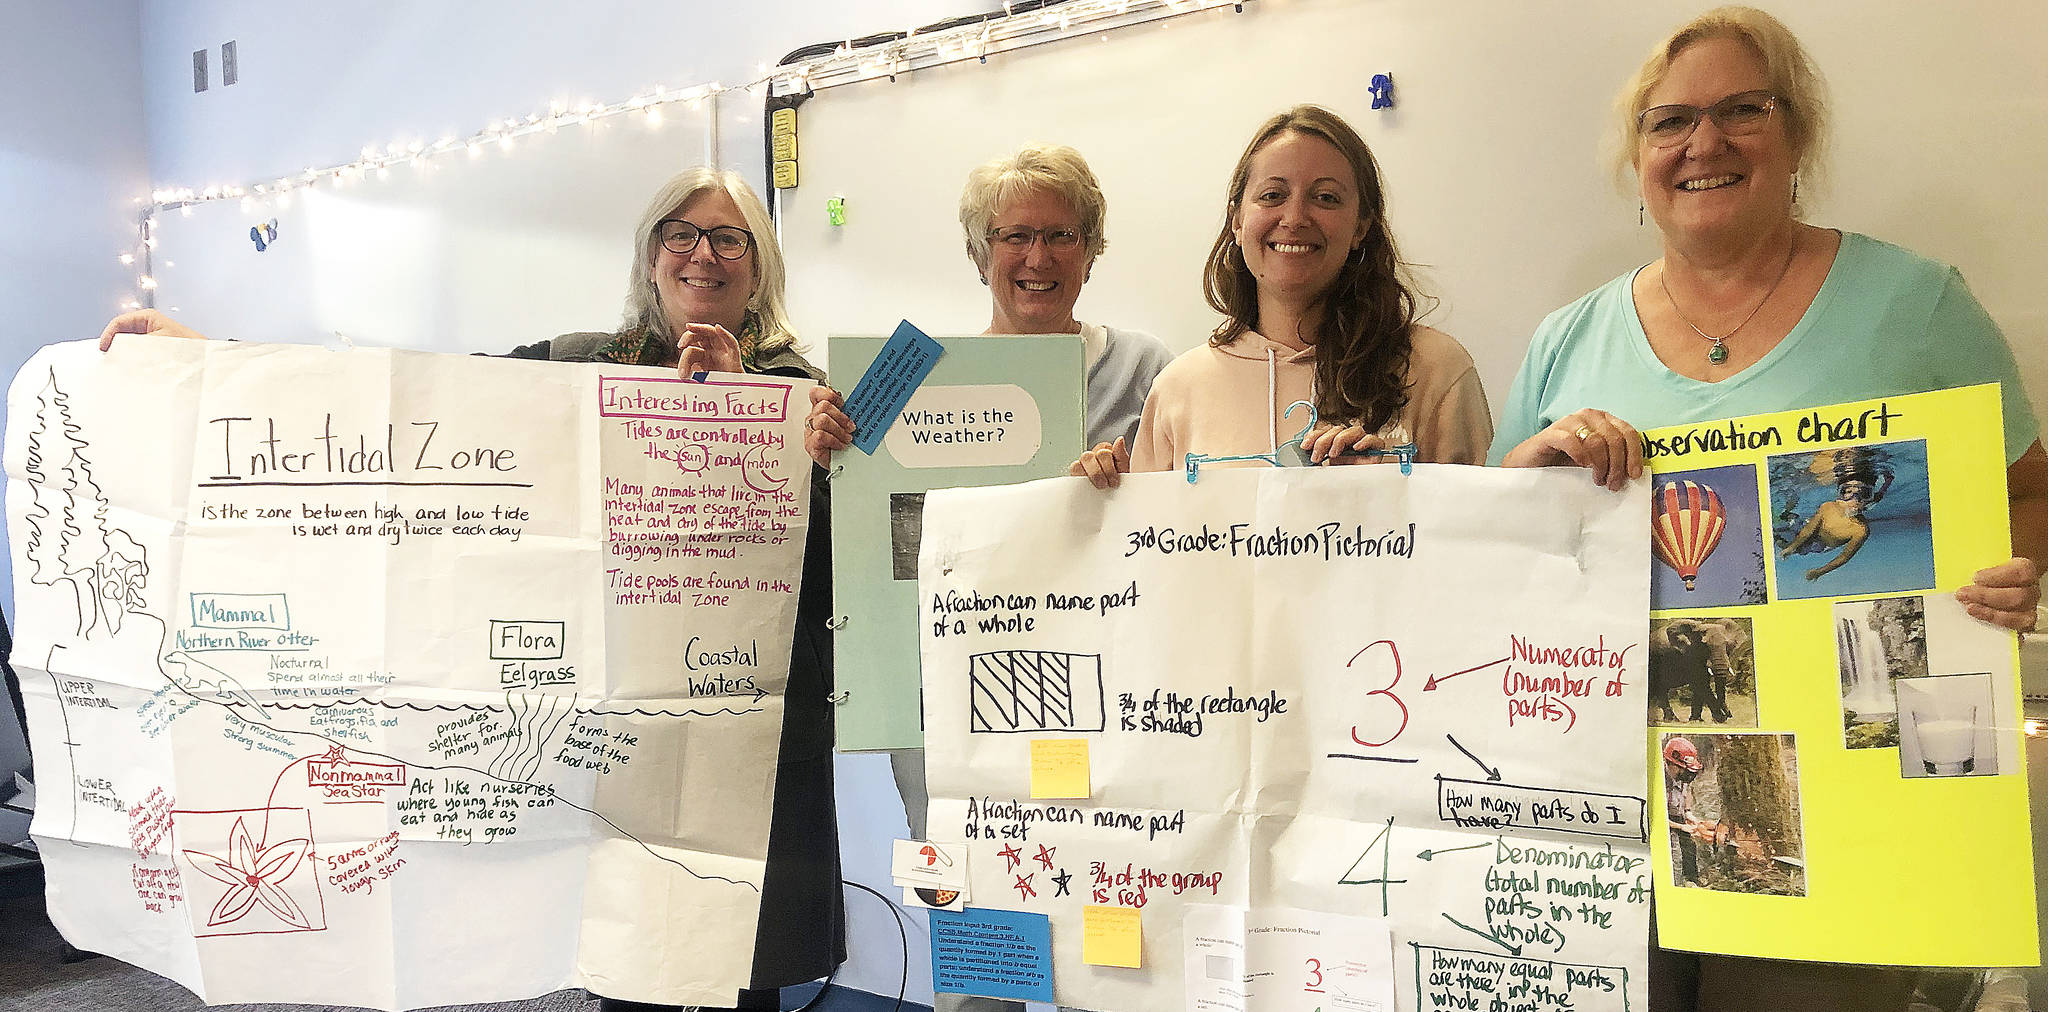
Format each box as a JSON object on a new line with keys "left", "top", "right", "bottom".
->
{"left": 250, "top": 218, "right": 279, "bottom": 252}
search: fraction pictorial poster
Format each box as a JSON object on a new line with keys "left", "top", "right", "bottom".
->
{"left": 919, "top": 464, "right": 1652, "bottom": 1012}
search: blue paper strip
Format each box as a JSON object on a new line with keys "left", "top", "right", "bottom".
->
{"left": 842, "top": 320, "right": 944, "bottom": 455}
{"left": 929, "top": 907, "right": 1055, "bottom": 1002}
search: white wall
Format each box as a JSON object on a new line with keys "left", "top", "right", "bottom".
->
{"left": 782, "top": 0, "right": 2048, "bottom": 424}
{"left": 0, "top": 0, "right": 152, "bottom": 834}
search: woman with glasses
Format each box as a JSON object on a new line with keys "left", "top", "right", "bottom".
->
{"left": 802, "top": 143, "right": 1171, "bottom": 465}
{"left": 99, "top": 168, "right": 843, "bottom": 1012}
{"left": 803, "top": 143, "right": 1169, "bottom": 1012}
{"left": 1489, "top": 5, "right": 2042, "bottom": 619}
{"left": 1071, "top": 104, "right": 1493, "bottom": 488}
{"left": 546, "top": 168, "right": 842, "bottom": 1012}
{"left": 1488, "top": 7, "right": 2042, "bottom": 1009}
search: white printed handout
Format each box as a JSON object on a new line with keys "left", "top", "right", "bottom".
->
{"left": 1184, "top": 904, "right": 1397, "bottom": 1012}
{"left": 920, "top": 466, "right": 1652, "bottom": 1012}
{"left": 5, "top": 339, "right": 814, "bottom": 1008}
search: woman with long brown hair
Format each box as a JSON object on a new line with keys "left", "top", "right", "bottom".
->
{"left": 1072, "top": 104, "right": 1490, "bottom": 486}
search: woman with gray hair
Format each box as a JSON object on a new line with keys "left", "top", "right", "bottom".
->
{"left": 99, "top": 168, "right": 843, "bottom": 1012}
{"left": 803, "top": 143, "right": 1171, "bottom": 465}
{"left": 802, "top": 144, "right": 1167, "bottom": 1012}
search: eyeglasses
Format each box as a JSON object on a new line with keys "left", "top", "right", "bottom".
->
{"left": 987, "top": 225, "right": 1086, "bottom": 253}
{"left": 1637, "top": 90, "right": 1779, "bottom": 148}
{"left": 658, "top": 219, "right": 754, "bottom": 260}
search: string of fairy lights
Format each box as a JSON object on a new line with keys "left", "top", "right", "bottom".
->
{"left": 117, "top": 0, "right": 1247, "bottom": 312}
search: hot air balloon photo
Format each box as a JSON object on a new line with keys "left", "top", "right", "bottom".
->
{"left": 1654, "top": 480, "right": 1726, "bottom": 591}
{"left": 1649, "top": 466, "right": 1767, "bottom": 609}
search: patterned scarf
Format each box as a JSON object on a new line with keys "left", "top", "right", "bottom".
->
{"left": 594, "top": 311, "right": 763, "bottom": 371}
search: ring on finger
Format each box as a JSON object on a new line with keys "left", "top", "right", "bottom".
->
{"left": 1573, "top": 424, "right": 1594, "bottom": 441}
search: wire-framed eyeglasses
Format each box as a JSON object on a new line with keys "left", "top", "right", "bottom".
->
{"left": 659, "top": 219, "right": 754, "bottom": 260}
{"left": 1637, "top": 90, "right": 1779, "bottom": 148}
{"left": 987, "top": 225, "right": 1086, "bottom": 253}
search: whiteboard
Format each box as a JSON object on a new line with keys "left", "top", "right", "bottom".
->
{"left": 782, "top": 0, "right": 2048, "bottom": 429}
{"left": 153, "top": 105, "right": 714, "bottom": 354}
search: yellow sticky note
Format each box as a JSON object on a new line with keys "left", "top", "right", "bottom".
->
{"left": 1029, "top": 738, "right": 1089, "bottom": 799}
{"left": 1082, "top": 904, "right": 1141, "bottom": 968}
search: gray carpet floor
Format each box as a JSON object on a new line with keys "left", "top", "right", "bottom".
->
{"left": 0, "top": 891, "right": 596, "bottom": 1011}
{"left": 0, "top": 893, "right": 879, "bottom": 1012}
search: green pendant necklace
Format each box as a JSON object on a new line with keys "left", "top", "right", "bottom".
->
{"left": 1660, "top": 239, "right": 1798, "bottom": 366}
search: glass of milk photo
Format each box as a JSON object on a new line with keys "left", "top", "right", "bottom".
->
{"left": 1898, "top": 676, "right": 1990, "bottom": 777}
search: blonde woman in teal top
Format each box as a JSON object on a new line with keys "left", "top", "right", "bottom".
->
{"left": 1492, "top": 8, "right": 2043, "bottom": 644}
{"left": 1492, "top": 9, "right": 2044, "bottom": 1010}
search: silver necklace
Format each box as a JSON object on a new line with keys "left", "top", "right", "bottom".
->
{"left": 1659, "top": 239, "right": 1798, "bottom": 365}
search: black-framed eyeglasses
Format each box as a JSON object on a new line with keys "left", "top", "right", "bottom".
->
{"left": 986, "top": 225, "right": 1086, "bottom": 253}
{"left": 659, "top": 219, "right": 754, "bottom": 260}
{"left": 1637, "top": 90, "right": 1779, "bottom": 148}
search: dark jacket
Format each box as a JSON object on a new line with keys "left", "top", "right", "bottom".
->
{"left": 505, "top": 332, "right": 844, "bottom": 988}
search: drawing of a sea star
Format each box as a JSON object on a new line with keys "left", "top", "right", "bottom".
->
{"left": 182, "top": 816, "right": 313, "bottom": 929}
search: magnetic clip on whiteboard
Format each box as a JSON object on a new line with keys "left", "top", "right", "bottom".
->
{"left": 1183, "top": 399, "right": 1416, "bottom": 484}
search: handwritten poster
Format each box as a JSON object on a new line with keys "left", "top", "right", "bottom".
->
{"left": 831, "top": 333, "right": 1084, "bottom": 750}
{"left": 918, "top": 464, "right": 1653, "bottom": 1011}
{"left": 5, "top": 339, "right": 814, "bottom": 1008}
{"left": 1642, "top": 384, "right": 2036, "bottom": 966}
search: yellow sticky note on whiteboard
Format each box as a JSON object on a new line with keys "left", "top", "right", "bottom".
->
{"left": 1083, "top": 904, "right": 1141, "bottom": 968}
{"left": 1029, "top": 738, "right": 1089, "bottom": 799}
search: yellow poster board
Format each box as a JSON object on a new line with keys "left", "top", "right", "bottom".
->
{"left": 1644, "top": 383, "right": 2035, "bottom": 965}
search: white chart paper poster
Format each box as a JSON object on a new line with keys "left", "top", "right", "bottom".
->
{"left": 5, "top": 339, "right": 813, "bottom": 1008}
{"left": 920, "top": 466, "right": 1653, "bottom": 1012}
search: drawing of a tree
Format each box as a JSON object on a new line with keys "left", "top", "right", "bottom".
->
{"left": 21, "top": 375, "right": 63, "bottom": 584}
{"left": 22, "top": 371, "right": 115, "bottom": 636}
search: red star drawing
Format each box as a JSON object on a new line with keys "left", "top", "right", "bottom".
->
{"left": 1014, "top": 873, "right": 1037, "bottom": 900}
{"left": 1033, "top": 844, "right": 1057, "bottom": 871}
{"left": 997, "top": 843, "right": 1023, "bottom": 871}
{"left": 182, "top": 816, "right": 313, "bottom": 929}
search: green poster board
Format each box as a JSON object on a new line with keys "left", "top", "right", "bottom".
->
{"left": 830, "top": 333, "right": 1085, "bottom": 751}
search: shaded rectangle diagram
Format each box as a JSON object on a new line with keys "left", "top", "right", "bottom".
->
{"left": 968, "top": 651, "right": 1105, "bottom": 733}
{"left": 1436, "top": 775, "right": 1647, "bottom": 842}
{"left": 1413, "top": 944, "right": 1630, "bottom": 1012}
{"left": 490, "top": 620, "right": 565, "bottom": 660}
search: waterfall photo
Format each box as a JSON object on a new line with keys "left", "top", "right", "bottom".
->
{"left": 1833, "top": 595, "right": 1928, "bottom": 749}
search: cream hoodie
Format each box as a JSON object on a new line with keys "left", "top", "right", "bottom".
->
{"left": 1129, "top": 324, "right": 1494, "bottom": 473}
